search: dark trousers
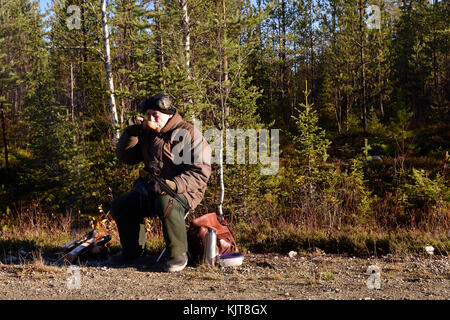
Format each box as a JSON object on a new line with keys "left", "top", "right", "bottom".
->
{"left": 110, "top": 190, "right": 188, "bottom": 259}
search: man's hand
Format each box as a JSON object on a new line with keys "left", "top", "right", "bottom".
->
{"left": 165, "top": 179, "right": 177, "bottom": 191}
{"left": 125, "top": 116, "right": 143, "bottom": 136}
{"left": 134, "top": 115, "right": 158, "bottom": 131}
{"left": 141, "top": 117, "right": 158, "bottom": 131}
{"left": 125, "top": 116, "right": 158, "bottom": 136}
{"left": 154, "top": 179, "right": 177, "bottom": 195}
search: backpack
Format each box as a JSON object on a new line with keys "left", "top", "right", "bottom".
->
{"left": 187, "top": 212, "right": 239, "bottom": 265}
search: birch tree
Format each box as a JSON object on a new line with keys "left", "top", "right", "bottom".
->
{"left": 179, "top": 0, "right": 191, "bottom": 78}
{"left": 101, "top": 0, "right": 120, "bottom": 140}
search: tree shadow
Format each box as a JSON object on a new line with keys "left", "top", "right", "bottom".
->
{"left": 0, "top": 240, "right": 194, "bottom": 273}
{"left": 0, "top": 239, "right": 62, "bottom": 264}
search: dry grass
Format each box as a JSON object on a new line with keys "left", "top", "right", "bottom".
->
{"left": 1, "top": 200, "right": 75, "bottom": 252}
{"left": 0, "top": 201, "right": 169, "bottom": 259}
{"left": 1, "top": 198, "right": 449, "bottom": 262}
{"left": 0, "top": 248, "right": 64, "bottom": 280}
{"left": 234, "top": 220, "right": 449, "bottom": 257}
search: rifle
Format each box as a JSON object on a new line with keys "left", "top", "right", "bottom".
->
{"left": 139, "top": 167, "right": 194, "bottom": 214}
{"left": 139, "top": 166, "right": 194, "bottom": 262}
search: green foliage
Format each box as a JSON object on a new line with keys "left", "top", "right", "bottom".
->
{"left": 286, "top": 85, "right": 375, "bottom": 229}
{"left": 405, "top": 169, "right": 450, "bottom": 204}
{"left": 344, "top": 112, "right": 362, "bottom": 135}
{"left": 388, "top": 96, "right": 416, "bottom": 184}
{"left": 367, "top": 107, "right": 386, "bottom": 137}
{"left": 389, "top": 102, "right": 414, "bottom": 151}
{"left": 290, "top": 82, "right": 331, "bottom": 177}
{"left": 348, "top": 157, "right": 373, "bottom": 218}
{"left": 361, "top": 139, "right": 372, "bottom": 160}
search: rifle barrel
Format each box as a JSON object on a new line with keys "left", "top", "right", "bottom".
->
{"left": 145, "top": 167, "right": 194, "bottom": 213}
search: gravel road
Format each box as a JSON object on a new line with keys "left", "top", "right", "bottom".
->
{"left": 0, "top": 252, "right": 448, "bottom": 300}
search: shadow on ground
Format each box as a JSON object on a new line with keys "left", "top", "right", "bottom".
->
{"left": 0, "top": 239, "right": 185, "bottom": 273}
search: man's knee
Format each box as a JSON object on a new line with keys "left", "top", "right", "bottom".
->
{"left": 110, "top": 197, "right": 122, "bottom": 221}
{"left": 110, "top": 191, "right": 141, "bottom": 221}
{"left": 155, "top": 194, "right": 187, "bottom": 219}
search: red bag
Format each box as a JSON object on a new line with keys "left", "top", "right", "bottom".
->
{"left": 187, "top": 213, "right": 239, "bottom": 264}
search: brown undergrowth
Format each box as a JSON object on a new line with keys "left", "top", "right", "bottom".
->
{"left": 234, "top": 221, "right": 449, "bottom": 257}
{"left": 0, "top": 198, "right": 448, "bottom": 260}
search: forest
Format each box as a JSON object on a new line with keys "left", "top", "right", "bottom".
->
{"left": 0, "top": 0, "right": 449, "bottom": 256}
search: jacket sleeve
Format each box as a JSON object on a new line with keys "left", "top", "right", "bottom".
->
{"left": 116, "top": 127, "right": 143, "bottom": 165}
{"left": 172, "top": 129, "right": 212, "bottom": 194}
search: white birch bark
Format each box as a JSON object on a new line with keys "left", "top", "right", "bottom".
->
{"left": 101, "top": 0, "right": 120, "bottom": 140}
{"left": 218, "top": 128, "right": 225, "bottom": 217}
{"left": 217, "top": 0, "right": 228, "bottom": 218}
{"left": 178, "top": 0, "right": 195, "bottom": 122}
{"left": 155, "top": 0, "right": 166, "bottom": 89}
{"left": 179, "top": 0, "right": 191, "bottom": 78}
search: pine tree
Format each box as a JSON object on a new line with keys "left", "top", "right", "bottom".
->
{"left": 289, "top": 81, "right": 334, "bottom": 225}
{"left": 391, "top": 0, "right": 448, "bottom": 122}
{"left": 291, "top": 81, "right": 331, "bottom": 179}
{"left": 0, "top": 0, "right": 50, "bottom": 178}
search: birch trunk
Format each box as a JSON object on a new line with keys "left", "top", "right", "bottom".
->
{"left": 222, "top": 0, "right": 229, "bottom": 118}
{"left": 155, "top": 0, "right": 166, "bottom": 89}
{"left": 101, "top": 0, "right": 120, "bottom": 140}
{"left": 217, "top": 0, "right": 228, "bottom": 218}
{"left": 179, "top": 0, "right": 191, "bottom": 78}
{"left": 218, "top": 127, "right": 225, "bottom": 217}
{"left": 179, "top": 0, "right": 194, "bottom": 121}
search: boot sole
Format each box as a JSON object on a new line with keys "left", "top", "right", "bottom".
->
{"left": 165, "top": 260, "right": 188, "bottom": 272}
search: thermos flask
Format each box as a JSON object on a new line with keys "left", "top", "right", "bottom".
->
{"left": 203, "top": 228, "right": 217, "bottom": 266}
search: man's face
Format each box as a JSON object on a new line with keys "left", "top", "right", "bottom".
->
{"left": 145, "top": 109, "right": 173, "bottom": 132}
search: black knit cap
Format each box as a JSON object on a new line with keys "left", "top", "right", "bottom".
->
{"left": 140, "top": 94, "right": 176, "bottom": 115}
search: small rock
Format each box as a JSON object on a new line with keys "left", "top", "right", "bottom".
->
{"left": 424, "top": 246, "right": 434, "bottom": 255}
{"left": 288, "top": 251, "right": 297, "bottom": 258}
